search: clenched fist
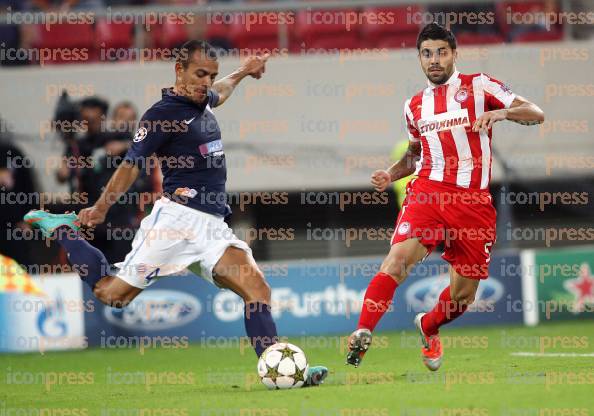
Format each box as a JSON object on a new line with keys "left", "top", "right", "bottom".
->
{"left": 371, "top": 170, "right": 392, "bottom": 192}
{"left": 78, "top": 205, "right": 107, "bottom": 227}
{"left": 241, "top": 53, "right": 270, "bottom": 80}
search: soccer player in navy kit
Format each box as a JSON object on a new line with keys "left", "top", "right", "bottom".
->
{"left": 25, "top": 40, "right": 327, "bottom": 386}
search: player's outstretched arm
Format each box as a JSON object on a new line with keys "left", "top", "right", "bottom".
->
{"left": 212, "top": 53, "right": 270, "bottom": 107}
{"left": 78, "top": 161, "right": 140, "bottom": 227}
{"left": 371, "top": 141, "right": 421, "bottom": 192}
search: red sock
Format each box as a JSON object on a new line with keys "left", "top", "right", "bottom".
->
{"left": 357, "top": 272, "right": 398, "bottom": 331}
{"left": 422, "top": 286, "right": 468, "bottom": 336}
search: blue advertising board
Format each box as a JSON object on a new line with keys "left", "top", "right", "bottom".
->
{"left": 0, "top": 274, "right": 86, "bottom": 353}
{"left": 82, "top": 252, "right": 523, "bottom": 345}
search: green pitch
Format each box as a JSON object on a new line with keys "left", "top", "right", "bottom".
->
{"left": 1, "top": 320, "right": 593, "bottom": 414}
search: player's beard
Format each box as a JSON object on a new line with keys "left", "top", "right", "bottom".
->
{"left": 426, "top": 65, "right": 451, "bottom": 85}
{"left": 187, "top": 87, "right": 207, "bottom": 104}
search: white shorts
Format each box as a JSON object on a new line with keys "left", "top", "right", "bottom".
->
{"left": 115, "top": 197, "right": 252, "bottom": 289}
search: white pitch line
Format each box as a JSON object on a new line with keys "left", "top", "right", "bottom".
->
{"left": 511, "top": 352, "right": 594, "bottom": 357}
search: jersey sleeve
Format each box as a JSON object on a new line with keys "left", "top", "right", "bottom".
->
{"left": 208, "top": 89, "right": 219, "bottom": 108}
{"left": 403, "top": 99, "right": 421, "bottom": 142}
{"left": 124, "top": 108, "right": 171, "bottom": 166}
{"left": 480, "top": 73, "right": 516, "bottom": 110}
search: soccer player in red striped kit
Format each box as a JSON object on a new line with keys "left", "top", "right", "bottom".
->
{"left": 346, "top": 23, "right": 544, "bottom": 371}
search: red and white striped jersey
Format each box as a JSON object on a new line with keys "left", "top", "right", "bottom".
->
{"left": 404, "top": 70, "right": 516, "bottom": 190}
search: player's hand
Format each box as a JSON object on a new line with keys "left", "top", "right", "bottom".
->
{"left": 371, "top": 170, "right": 392, "bottom": 192}
{"left": 78, "top": 205, "right": 107, "bottom": 227}
{"left": 472, "top": 109, "right": 508, "bottom": 132}
{"left": 241, "top": 53, "right": 270, "bottom": 79}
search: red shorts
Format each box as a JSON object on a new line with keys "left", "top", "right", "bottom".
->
{"left": 391, "top": 178, "right": 496, "bottom": 279}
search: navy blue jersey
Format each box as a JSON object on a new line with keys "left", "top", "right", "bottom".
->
{"left": 125, "top": 88, "right": 230, "bottom": 217}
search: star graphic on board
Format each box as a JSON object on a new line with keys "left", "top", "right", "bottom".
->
{"left": 293, "top": 366, "right": 306, "bottom": 384}
{"left": 563, "top": 263, "right": 594, "bottom": 312}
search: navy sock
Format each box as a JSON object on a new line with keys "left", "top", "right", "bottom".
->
{"left": 244, "top": 302, "right": 278, "bottom": 357}
{"left": 54, "top": 226, "right": 112, "bottom": 289}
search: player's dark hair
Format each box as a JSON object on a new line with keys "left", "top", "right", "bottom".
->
{"left": 111, "top": 100, "right": 136, "bottom": 117}
{"left": 80, "top": 96, "right": 109, "bottom": 115}
{"left": 416, "top": 23, "right": 457, "bottom": 50}
{"left": 177, "top": 40, "right": 218, "bottom": 69}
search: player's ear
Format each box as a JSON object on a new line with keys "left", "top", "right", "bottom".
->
{"left": 175, "top": 62, "right": 184, "bottom": 79}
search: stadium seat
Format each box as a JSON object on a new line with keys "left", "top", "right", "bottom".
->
{"left": 32, "top": 23, "right": 95, "bottom": 65}
{"left": 151, "top": 22, "right": 190, "bottom": 50}
{"left": 511, "top": 29, "right": 564, "bottom": 42}
{"left": 206, "top": 19, "right": 230, "bottom": 40}
{"left": 360, "top": 6, "right": 420, "bottom": 49}
{"left": 228, "top": 12, "right": 281, "bottom": 51}
{"left": 95, "top": 20, "right": 135, "bottom": 51}
{"left": 456, "top": 32, "right": 505, "bottom": 45}
{"left": 496, "top": 1, "right": 563, "bottom": 43}
{"left": 375, "top": 33, "right": 419, "bottom": 49}
{"left": 291, "top": 9, "right": 362, "bottom": 52}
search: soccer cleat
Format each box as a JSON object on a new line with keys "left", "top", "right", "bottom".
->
{"left": 346, "top": 328, "right": 372, "bottom": 367}
{"left": 414, "top": 313, "right": 443, "bottom": 371}
{"left": 23, "top": 210, "right": 80, "bottom": 238}
{"left": 303, "top": 365, "right": 328, "bottom": 387}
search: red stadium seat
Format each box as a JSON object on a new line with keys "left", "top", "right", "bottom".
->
{"left": 374, "top": 34, "right": 419, "bottom": 49}
{"left": 496, "top": 1, "right": 563, "bottom": 43}
{"left": 228, "top": 12, "right": 281, "bottom": 51}
{"left": 291, "top": 9, "right": 362, "bottom": 52}
{"left": 95, "top": 20, "right": 135, "bottom": 51}
{"left": 456, "top": 32, "right": 505, "bottom": 45}
{"left": 151, "top": 22, "right": 190, "bottom": 49}
{"left": 206, "top": 19, "right": 230, "bottom": 40}
{"left": 32, "top": 23, "right": 95, "bottom": 65}
{"left": 511, "top": 29, "right": 563, "bottom": 42}
{"left": 360, "top": 6, "right": 420, "bottom": 49}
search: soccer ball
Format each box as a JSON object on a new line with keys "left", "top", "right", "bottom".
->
{"left": 257, "top": 342, "right": 308, "bottom": 389}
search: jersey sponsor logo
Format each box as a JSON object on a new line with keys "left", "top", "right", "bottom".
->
{"left": 174, "top": 187, "right": 198, "bottom": 198}
{"left": 199, "top": 139, "right": 224, "bottom": 158}
{"left": 454, "top": 88, "right": 469, "bottom": 103}
{"left": 405, "top": 274, "right": 504, "bottom": 312}
{"left": 133, "top": 127, "right": 148, "bottom": 142}
{"left": 183, "top": 116, "right": 196, "bottom": 125}
{"left": 103, "top": 290, "right": 202, "bottom": 330}
{"left": 417, "top": 108, "right": 470, "bottom": 134}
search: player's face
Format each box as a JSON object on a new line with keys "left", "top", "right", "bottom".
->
{"left": 113, "top": 106, "right": 137, "bottom": 133}
{"left": 418, "top": 40, "right": 457, "bottom": 85}
{"left": 80, "top": 106, "right": 105, "bottom": 134}
{"left": 175, "top": 51, "right": 219, "bottom": 104}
